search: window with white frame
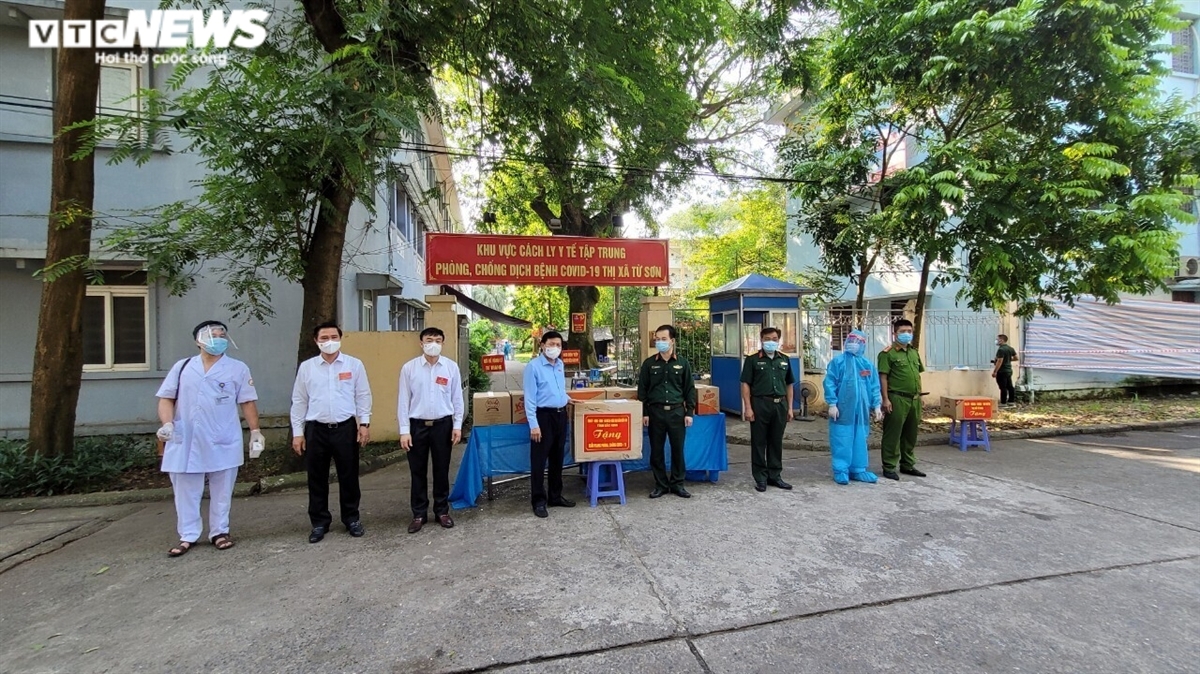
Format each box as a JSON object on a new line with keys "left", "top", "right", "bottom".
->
{"left": 97, "top": 64, "right": 140, "bottom": 136}
{"left": 82, "top": 272, "right": 149, "bottom": 371}
{"left": 1172, "top": 23, "right": 1196, "bottom": 74}
{"left": 769, "top": 311, "right": 799, "bottom": 354}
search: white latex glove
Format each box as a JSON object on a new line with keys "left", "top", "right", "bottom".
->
{"left": 828, "top": 405, "right": 839, "bottom": 421}
{"left": 873, "top": 407, "right": 884, "bottom": 422}
{"left": 156, "top": 422, "right": 174, "bottom": 441}
{"left": 249, "top": 429, "right": 265, "bottom": 458}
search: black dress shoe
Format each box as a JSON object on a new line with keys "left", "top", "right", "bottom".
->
{"left": 900, "top": 467, "right": 927, "bottom": 477}
{"left": 754, "top": 481, "right": 767, "bottom": 492}
{"left": 768, "top": 479, "right": 793, "bottom": 490}
{"left": 649, "top": 487, "right": 667, "bottom": 499}
{"left": 407, "top": 517, "right": 426, "bottom": 534}
{"left": 308, "top": 526, "right": 327, "bottom": 544}
{"left": 347, "top": 521, "right": 365, "bottom": 537}
{"left": 533, "top": 505, "right": 549, "bottom": 518}
{"left": 882, "top": 470, "right": 900, "bottom": 481}
{"left": 548, "top": 497, "right": 576, "bottom": 508}
{"left": 672, "top": 487, "right": 692, "bottom": 498}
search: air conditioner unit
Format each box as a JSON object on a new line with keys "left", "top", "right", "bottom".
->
{"left": 1180, "top": 256, "right": 1200, "bottom": 278}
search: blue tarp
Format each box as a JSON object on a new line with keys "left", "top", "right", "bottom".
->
{"left": 449, "top": 414, "right": 729, "bottom": 509}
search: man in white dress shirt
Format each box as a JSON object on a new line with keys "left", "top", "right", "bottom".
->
{"left": 156, "top": 320, "right": 261, "bottom": 557}
{"left": 291, "top": 321, "right": 373, "bottom": 543}
{"left": 397, "top": 327, "right": 464, "bottom": 533}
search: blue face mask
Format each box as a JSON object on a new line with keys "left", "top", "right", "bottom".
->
{"left": 763, "top": 341, "right": 780, "bottom": 353}
{"left": 203, "top": 337, "right": 229, "bottom": 355}
{"left": 896, "top": 333, "right": 913, "bottom": 345}
{"left": 844, "top": 341, "right": 864, "bottom": 356}
{"left": 655, "top": 340, "right": 671, "bottom": 354}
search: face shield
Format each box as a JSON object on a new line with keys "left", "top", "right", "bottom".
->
{"left": 196, "top": 323, "right": 237, "bottom": 354}
{"left": 844, "top": 330, "right": 867, "bottom": 356}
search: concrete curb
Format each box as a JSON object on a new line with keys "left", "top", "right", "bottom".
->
{"left": 725, "top": 417, "right": 1200, "bottom": 452}
{"left": 0, "top": 450, "right": 410, "bottom": 511}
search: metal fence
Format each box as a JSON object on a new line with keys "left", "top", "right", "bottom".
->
{"left": 803, "top": 309, "right": 1001, "bottom": 372}
{"left": 672, "top": 307, "right": 711, "bottom": 377}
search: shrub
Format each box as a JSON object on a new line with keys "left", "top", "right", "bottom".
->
{"left": 0, "top": 436, "right": 158, "bottom": 499}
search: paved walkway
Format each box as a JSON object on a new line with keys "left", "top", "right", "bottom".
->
{"left": 1, "top": 427, "right": 1197, "bottom": 673}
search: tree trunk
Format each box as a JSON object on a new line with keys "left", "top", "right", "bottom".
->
{"left": 913, "top": 251, "right": 934, "bottom": 348}
{"left": 26, "top": 0, "right": 107, "bottom": 457}
{"left": 296, "top": 168, "right": 355, "bottom": 367}
{"left": 565, "top": 285, "right": 600, "bottom": 369}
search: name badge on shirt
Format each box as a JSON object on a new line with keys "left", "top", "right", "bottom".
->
{"left": 339, "top": 372, "right": 352, "bottom": 381}
{"left": 860, "top": 370, "right": 870, "bottom": 378}
{"left": 435, "top": 376, "right": 449, "bottom": 386}
{"left": 215, "top": 395, "right": 231, "bottom": 404}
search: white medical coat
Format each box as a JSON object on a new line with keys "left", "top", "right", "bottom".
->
{"left": 156, "top": 355, "right": 258, "bottom": 474}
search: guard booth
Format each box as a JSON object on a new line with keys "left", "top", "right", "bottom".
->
{"left": 699, "top": 274, "right": 813, "bottom": 415}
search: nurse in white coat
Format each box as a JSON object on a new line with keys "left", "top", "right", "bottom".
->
{"left": 156, "top": 321, "right": 262, "bottom": 557}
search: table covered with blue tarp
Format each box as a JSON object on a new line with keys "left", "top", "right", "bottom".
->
{"left": 449, "top": 414, "right": 728, "bottom": 509}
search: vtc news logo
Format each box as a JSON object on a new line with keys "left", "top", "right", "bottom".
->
{"left": 29, "top": 10, "right": 269, "bottom": 49}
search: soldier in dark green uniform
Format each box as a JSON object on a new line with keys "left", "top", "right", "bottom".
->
{"left": 739, "top": 326, "right": 795, "bottom": 492}
{"left": 877, "top": 318, "right": 927, "bottom": 480}
{"left": 637, "top": 325, "right": 697, "bottom": 499}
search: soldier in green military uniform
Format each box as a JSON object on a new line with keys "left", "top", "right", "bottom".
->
{"left": 877, "top": 318, "right": 927, "bottom": 480}
{"left": 739, "top": 326, "right": 795, "bottom": 492}
{"left": 638, "top": 325, "right": 697, "bottom": 499}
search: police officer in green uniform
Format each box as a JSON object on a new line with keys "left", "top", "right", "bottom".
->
{"left": 877, "top": 318, "right": 927, "bottom": 480}
{"left": 740, "top": 326, "right": 795, "bottom": 492}
{"left": 638, "top": 325, "right": 697, "bottom": 499}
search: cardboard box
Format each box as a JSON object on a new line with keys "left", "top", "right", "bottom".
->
{"left": 695, "top": 385, "right": 720, "bottom": 415}
{"left": 604, "top": 387, "right": 639, "bottom": 401}
{"left": 572, "top": 400, "right": 644, "bottom": 462}
{"left": 472, "top": 391, "right": 512, "bottom": 426}
{"left": 510, "top": 392, "right": 527, "bottom": 425}
{"left": 567, "top": 389, "right": 607, "bottom": 402}
{"left": 941, "top": 396, "right": 995, "bottom": 421}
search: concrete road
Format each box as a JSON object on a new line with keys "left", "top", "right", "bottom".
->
{"left": 0, "top": 426, "right": 1196, "bottom": 674}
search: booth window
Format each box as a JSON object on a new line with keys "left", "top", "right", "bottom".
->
{"left": 723, "top": 312, "right": 739, "bottom": 356}
{"left": 741, "top": 322, "right": 762, "bottom": 355}
{"left": 711, "top": 313, "right": 725, "bottom": 355}
{"left": 83, "top": 272, "right": 149, "bottom": 371}
{"left": 769, "top": 311, "right": 799, "bottom": 354}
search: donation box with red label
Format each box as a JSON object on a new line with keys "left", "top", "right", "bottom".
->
{"left": 942, "top": 396, "right": 995, "bottom": 421}
{"left": 572, "top": 400, "right": 644, "bottom": 462}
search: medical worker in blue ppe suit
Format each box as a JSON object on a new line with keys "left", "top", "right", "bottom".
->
{"left": 823, "top": 330, "right": 884, "bottom": 485}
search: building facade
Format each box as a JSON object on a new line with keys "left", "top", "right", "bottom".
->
{"left": 0, "top": 0, "right": 463, "bottom": 436}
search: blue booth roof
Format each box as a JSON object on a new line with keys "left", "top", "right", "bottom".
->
{"left": 698, "top": 273, "right": 814, "bottom": 299}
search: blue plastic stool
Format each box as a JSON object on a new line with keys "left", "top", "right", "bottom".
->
{"left": 949, "top": 419, "right": 991, "bottom": 452}
{"left": 585, "top": 461, "right": 627, "bottom": 507}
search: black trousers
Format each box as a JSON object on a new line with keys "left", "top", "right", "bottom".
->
{"left": 408, "top": 415, "right": 453, "bottom": 519}
{"left": 647, "top": 404, "right": 687, "bottom": 490}
{"left": 305, "top": 419, "right": 360, "bottom": 529}
{"left": 530, "top": 407, "right": 568, "bottom": 507}
{"left": 997, "top": 372, "right": 1016, "bottom": 404}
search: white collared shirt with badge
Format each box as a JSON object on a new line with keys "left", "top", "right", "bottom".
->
{"left": 396, "top": 355, "right": 465, "bottom": 434}
{"left": 156, "top": 355, "right": 258, "bottom": 474}
{"left": 290, "top": 352, "right": 373, "bottom": 436}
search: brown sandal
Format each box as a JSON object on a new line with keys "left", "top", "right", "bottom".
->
{"left": 167, "top": 541, "right": 193, "bottom": 557}
{"left": 211, "top": 534, "right": 235, "bottom": 550}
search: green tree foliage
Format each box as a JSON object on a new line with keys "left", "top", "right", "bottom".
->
{"left": 667, "top": 185, "right": 793, "bottom": 296}
{"left": 782, "top": 0, "right": 1200, "bottom": 344}
{"left": 446, "top": 0, "right": 819, "bottom": 367}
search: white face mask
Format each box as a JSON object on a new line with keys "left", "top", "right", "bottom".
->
{"left": 423, "top": 342, "right": 442, "bottom": 357}
{"left": 543, "top": 346, "right": 562, "bottom": 360}
{"left": 317, "top": 340, "right": 340, "bottom": 355}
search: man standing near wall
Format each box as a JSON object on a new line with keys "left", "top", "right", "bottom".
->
{"left": 878, "top": 318, "right": 926, "bottom": 481}
{"left": 992, "top": 334, "right": 1019, "bottom": 407}
{"left": 740, "top": 326, "right": 795, "bottom": 493}
{"left": 397, "top": 327, "right": 464, "bottom": 533}
{"left": 638, "top": 325, "right": 697, "bottom": 499}
{"left": 291, "top": 321, "right": 373, "bottom": 544}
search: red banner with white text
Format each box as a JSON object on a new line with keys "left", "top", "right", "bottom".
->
{"left": 425, "top": 233, "right": 670, "bottom": 286}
